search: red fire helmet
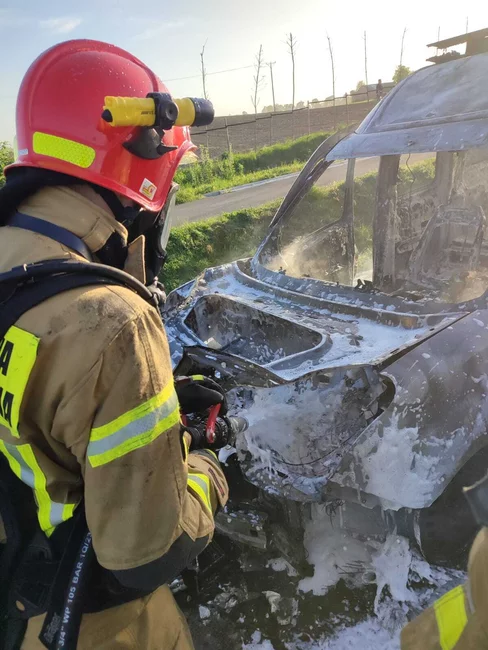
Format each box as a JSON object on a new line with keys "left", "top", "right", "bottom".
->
{"left": 6, "top": 39, "right": 194, "bottom": 211}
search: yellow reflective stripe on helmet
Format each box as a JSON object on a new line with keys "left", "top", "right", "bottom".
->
{"left": 33, "top": 132, "right": 95, "bottom": 169}
{"left": 187, "top": 471, "right": 212, "bottom": 513}
{"left": 0, "top": 440, "right": 77, "bottom": 537}
{"left": 0, "top": 326, "right": 39, "bottom": 438}
{"left": 434, "top": 585, "right": 468, "bottom": 650}
{"left": 87, "top": 383, "right": 179, "bottom": 468}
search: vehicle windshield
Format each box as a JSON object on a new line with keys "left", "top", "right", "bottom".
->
{"left": 259, "top": 148, "right": 488, "bottom": 303}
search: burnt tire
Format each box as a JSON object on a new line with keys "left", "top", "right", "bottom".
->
{"left": 416, "top": 449, "right": 488, "bottom": 566}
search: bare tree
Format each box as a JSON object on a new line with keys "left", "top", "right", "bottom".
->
{"left": 326, "top": 33, "right": 335, "bottom": 101}
{"left": 364, "top": 31, "right": 368, "bottom": 87}
{"left": 399, "top": 27, "right": 407, "bottom": 67}
{"left": 286, "top": 33, "right": 297, "bottom": 109}
{"left": 200, "top": 41, "right": 208, "bottom": 100}
{"left": 250, "top": 44, "right": 265, "bottom": 115}
{"left": 267, "top": 61, "right": 277, "bottom": 112}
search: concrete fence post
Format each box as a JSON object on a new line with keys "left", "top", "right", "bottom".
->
{"left": 254, "top": 119, "right": 258, "bottom": 151}
{"left": 224, "top": 117, "right": 231, "bottom": 154}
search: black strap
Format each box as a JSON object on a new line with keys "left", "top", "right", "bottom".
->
{"left": 39, "top": 509, "right": 94, "bottom": 650}
{"left": 0, "top": 259, "right": 157, "bottom": 342}
{"left": 6, "top": 213, "right": 92, "bottom": 261}
{"left": 0, "top": 272, "right": 128, "bottom": 340}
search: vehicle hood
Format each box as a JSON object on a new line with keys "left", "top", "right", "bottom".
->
{"left": 163, "top": 261, "right": 473, "bottom": 505}
{"left": 164, "top": 259, "right": 464, "bottom": 383}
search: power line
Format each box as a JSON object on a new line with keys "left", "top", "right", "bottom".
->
{"left": 165, "top": 64, "right": 253, "bottom": 83}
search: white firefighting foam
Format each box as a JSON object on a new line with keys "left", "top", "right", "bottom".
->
{"left": 344, "top": 413, "right": 439, "bottom": 510}
{"left": 244, "top": 513, "right": 463, "bottom": 649}
{"left": 240, "top": 380, "right": 355, "bottom": 475}
{"left": 243, "top": 620, "right": 401, "bottom": 650}
{"left": 294, "top": 504, "right": 463, "bottom": 649}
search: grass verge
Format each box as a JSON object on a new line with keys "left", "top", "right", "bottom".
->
{"left": 174, "top": 131, "right": 332, "bottom": 204}
{"left": 176, "top": 163, "right": 301, "bottom": 204}
{"left": 165, "top": 200, "right": 280, "bottom": 291}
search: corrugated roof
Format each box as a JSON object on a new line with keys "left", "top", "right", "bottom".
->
{"left": 327, "top": 53, "right": 488, "bottom": 159}
{"left": 427, "top": 27, "right": 488, "bottom": 50}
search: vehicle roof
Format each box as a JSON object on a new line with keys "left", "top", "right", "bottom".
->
{"left": 327, "top": 53, "right": 488, "bottom": 160}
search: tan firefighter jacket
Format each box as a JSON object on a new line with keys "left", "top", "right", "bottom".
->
{"left": 401, "top": 527, "right": 488, "bottom": 649}
{"left": 0, "top": 185, "right": 228, "bottom": 573}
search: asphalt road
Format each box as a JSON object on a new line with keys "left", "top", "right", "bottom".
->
{"left": 173, "top": 153, "right": 428, "bottom": 226}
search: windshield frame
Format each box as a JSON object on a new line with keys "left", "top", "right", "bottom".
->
{"left": 251, "top": 141, "right": 488, "bottom": 313}
{"left": 253, "top": 129, "right": 351, "bottom": 265}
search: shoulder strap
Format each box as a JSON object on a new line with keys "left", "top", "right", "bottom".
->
{"left": 0, "top": 259, "right": 157, "bottom": 341}
{"left": 6, "top": 213, "right": 92, "bottom": 261}
{"left": 0, "top": 273, "right": 118, "bottom": 341}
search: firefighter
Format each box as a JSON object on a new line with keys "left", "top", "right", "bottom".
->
{"left": 401, "top": 474, "right": 488, "bottom": 650}
{"left": 0, "top": 39, "right": 228, "bottom": 649}
{"left": 401, "top": 528, "right": 488, "bottom": 649}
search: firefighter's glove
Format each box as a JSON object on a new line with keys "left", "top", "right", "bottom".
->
{"left": 175, "top": 375, "right": 228, "bottom": 415}
{"left": 183, "top": 425, "right": 208, "bottom": 452}
{"left": 147, "top": 279, "right": 166, "bottom": 306}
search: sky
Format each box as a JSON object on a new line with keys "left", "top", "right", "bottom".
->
{"left": 0, "top": 0, "right": 485, "bottom": 141}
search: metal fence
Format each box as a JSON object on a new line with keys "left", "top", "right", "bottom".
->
{"left": 191, "top": 91, "right": 379, "bottom": 158}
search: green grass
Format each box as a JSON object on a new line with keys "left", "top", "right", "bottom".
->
{"left": 174, "top": 131, "right": 333, "bottom": 204}
{"left": 164, "top": 158, "right": 436, "bottom": 291}
{"left": 231, "top": 131, "right": 333, "bottom": 172}
{"left": 176, "top": 163, "right": 301, "bottom": 204}
{"left": 164, "top": 201, "right": 280, "bottom": 291}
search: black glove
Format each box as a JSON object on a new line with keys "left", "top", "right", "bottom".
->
{"left": 147, "top": 279, "right": 166, "bottom": 305}
{"left": 175, "top": 375, "right": 228, "bottom": 415}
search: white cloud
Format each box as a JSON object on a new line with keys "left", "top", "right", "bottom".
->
{"left": 132, "top": 21, "right": 184, "bottom": 42}
{"left": 40, "top": 17, "right": 83, "bottom": 34}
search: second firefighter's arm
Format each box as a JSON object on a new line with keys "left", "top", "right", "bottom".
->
{"left": 57, "top": 304, "right": 228, "bottom": 587}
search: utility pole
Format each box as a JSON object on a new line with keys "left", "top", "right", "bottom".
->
{"left": 327, "top": 33, "right": 335, "bottom": 101}
{"left": 200, "top": 41, "right": 208, "bottom": 100}
{"left": 466, "top": 17, "right": 469, "bottom": 33}
{"left": 364, "top": 31, "right": 368, "bottom": 88}
{"left": 286, "top": 32, "right": 297, "bottom": 109}
{"left": 267, "top": 61, "right": 277, "bottom": 112}
{"left": 399, "top": 27, "right": 407, "bottom": 67}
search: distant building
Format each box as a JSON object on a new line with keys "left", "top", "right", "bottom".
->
{"left": 350, "top": 82, "right": 395, "bottom": 103}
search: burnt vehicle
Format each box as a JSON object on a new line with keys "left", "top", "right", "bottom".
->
{"left": 164, "top": 35, "right": 488, "bottom": 567}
